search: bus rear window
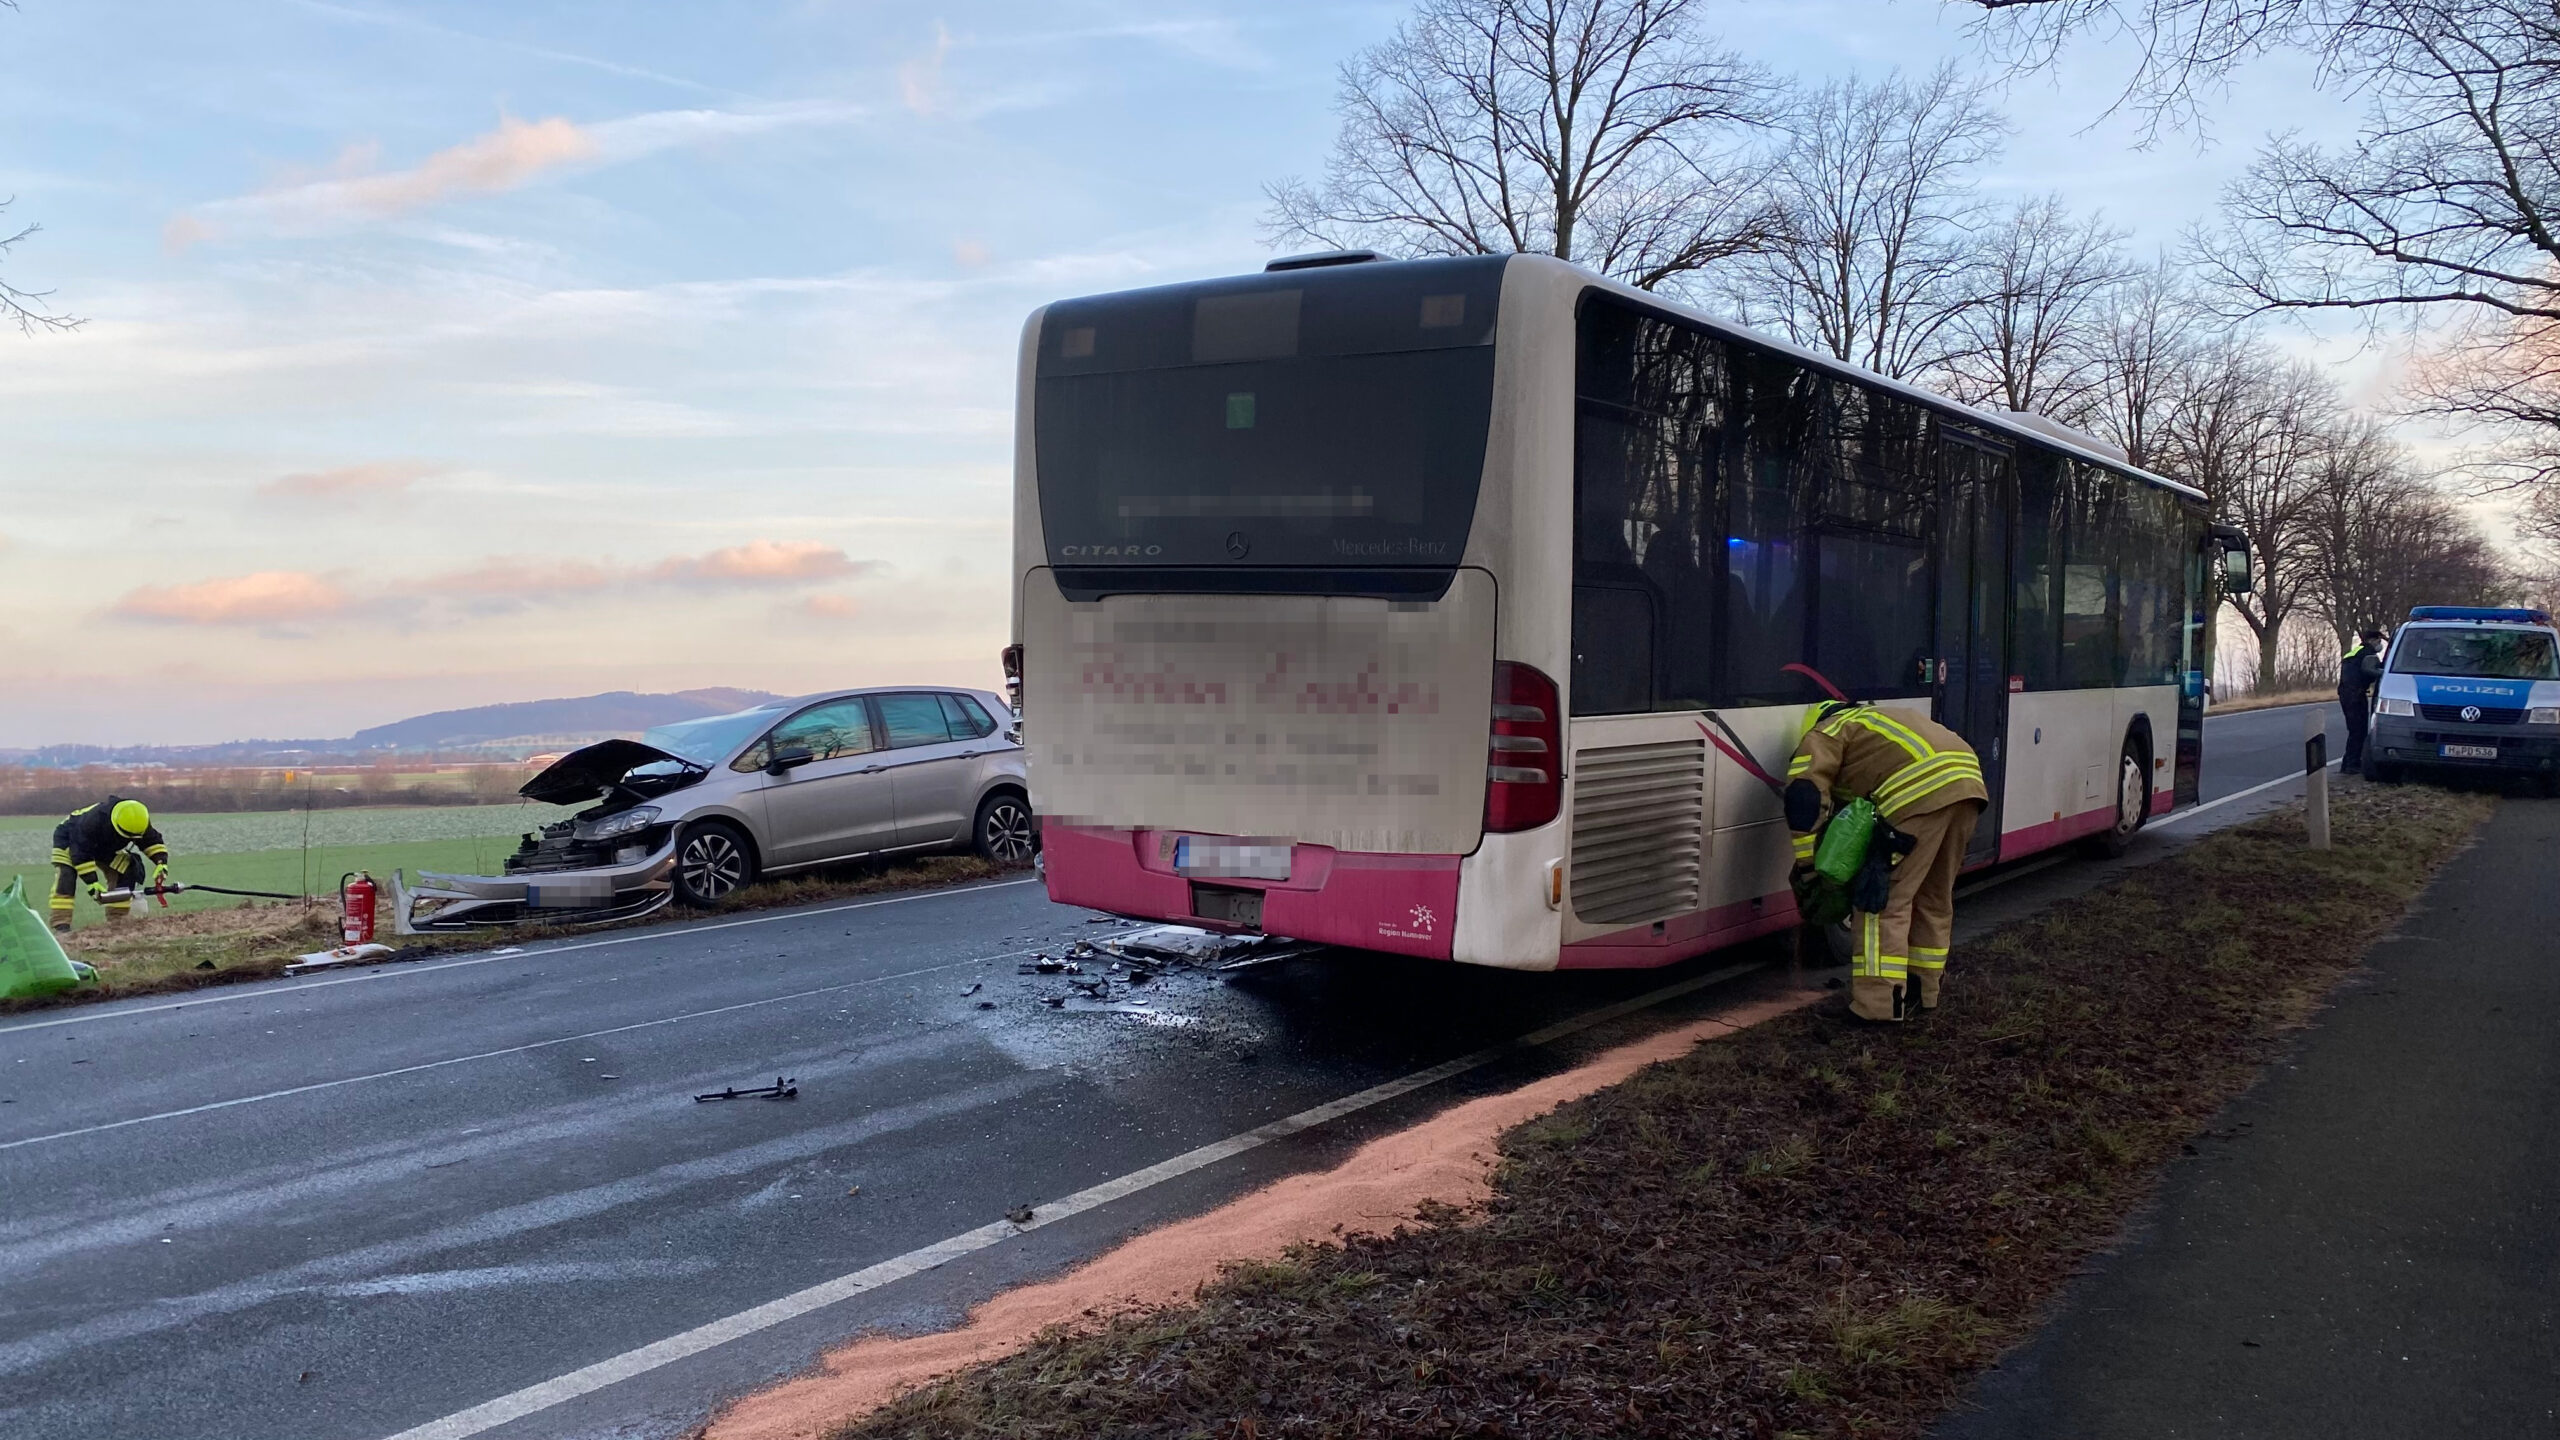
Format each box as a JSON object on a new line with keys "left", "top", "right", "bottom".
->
{"left": 2391, "top": 628, "right": 2560, "bottom": 679}
{"left": 1033, "top": 257, "right": 1503, "bottom": 573}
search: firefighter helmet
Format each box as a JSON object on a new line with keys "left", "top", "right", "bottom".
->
{"left": 111, "top": 800, "right": 150, "bottom": 838}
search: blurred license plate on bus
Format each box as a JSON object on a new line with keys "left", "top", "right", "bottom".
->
{"left": 2441, "top": 743, "right": 2498, "bottom": 760}
{"left": 1174, "top": 838, "right": 1292, "bottom": 880}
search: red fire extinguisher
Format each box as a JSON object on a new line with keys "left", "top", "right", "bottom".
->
{"left": 339, "top": 872, "right": 378, "bottom": 947}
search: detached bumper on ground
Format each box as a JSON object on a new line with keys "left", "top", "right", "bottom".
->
{"left": 392, "top": 840, "right": 678, "bottom": 932}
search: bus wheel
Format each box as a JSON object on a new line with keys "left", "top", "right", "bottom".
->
{"left": 2084, "top": 742, "right": 2150, "bottom": 858}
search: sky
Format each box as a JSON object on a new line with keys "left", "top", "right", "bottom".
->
{"left": 0, "top": 0, "right": 2369, "bottom": 747}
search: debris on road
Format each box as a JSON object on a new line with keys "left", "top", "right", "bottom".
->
{"left": 1041, "top": 995, "right": 1065, "bottom": 1008}
{"left": 975, "top": 999, "right": 996, "bottom": 1010}
{"left": 695, "top": 1076, "right": 798, "bottom": 1102}
{"left": 961, "top": 982, "right": 982, "bottom": 996}
{"left": 283, "top": 942, "right": 395, "bottom": 974}
{"left": 1005, "top": 1203, "right": 1035, "bottom": 1225}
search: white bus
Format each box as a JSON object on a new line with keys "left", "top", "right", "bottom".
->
{"left": 1007, "top": 252, "right": 2247, "bottom": 970}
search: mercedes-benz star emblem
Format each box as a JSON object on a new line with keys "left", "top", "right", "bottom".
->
{"left": 2461, "top": 704, "right": 2483, "bottom": 722}
{"left": 1225, "top": 531, "right": 1250, "bottom": 559}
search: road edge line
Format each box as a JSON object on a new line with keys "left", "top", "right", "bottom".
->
{"left": 375, "top": 957, "right": 1772, "bottom": 1440}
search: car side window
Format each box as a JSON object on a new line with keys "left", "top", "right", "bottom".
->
{"left": 877, "top": 693, "right": 957, "bottom": 749}
{"left": 761, "top": 698, "right": 881, "bottom": 763}
{"left": 939, "top": 692, "right": 997, "bottom": 739}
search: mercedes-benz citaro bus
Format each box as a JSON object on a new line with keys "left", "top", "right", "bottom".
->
{"left": 1006, "top": 250, "right": 2251, "bottom": 970}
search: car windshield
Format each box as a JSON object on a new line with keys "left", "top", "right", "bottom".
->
{"left": 2389, "top": 628, "right": 2560, "bottom": 680}
{"left": 643, "top": 708, "right": 784, "bottom": 765}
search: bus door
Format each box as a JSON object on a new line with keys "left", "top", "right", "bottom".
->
{"left": 1936, "top": 430, "right": 2012, "bottom": 865}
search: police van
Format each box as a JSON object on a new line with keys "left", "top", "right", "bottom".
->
{"left": 2367, "top": 606, "right": 2560, "bottom": 788}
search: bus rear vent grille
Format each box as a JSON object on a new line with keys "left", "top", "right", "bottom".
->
{"left": 1570, "top": 738, "right": 1706, "bottom": 926}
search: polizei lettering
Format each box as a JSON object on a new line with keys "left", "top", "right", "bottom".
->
{"left": 1057, "top": 544, "right": 1164, "bottom": 558}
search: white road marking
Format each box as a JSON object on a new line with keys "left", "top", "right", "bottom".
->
{"left": 0, "top": 877, "right": 1042, "bottom": 1037}
{"left": 0, "top": 949, "right": 1036, "bottom": 1154}
{"left": 375, "top": 957, "right": 1774, "bottom": 1440}
{"left": 2152, "top": 760, "right": 2339, "bottom": 830}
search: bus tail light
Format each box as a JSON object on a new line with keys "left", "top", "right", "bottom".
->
{"left": 1485, "top": 661, "right": 1562, "bottom": 833}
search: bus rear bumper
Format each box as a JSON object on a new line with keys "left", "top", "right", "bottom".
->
{"left": 1039, "top": 824, "right": 1462, "bottom": 960}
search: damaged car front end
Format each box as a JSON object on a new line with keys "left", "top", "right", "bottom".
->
{"left": 394, "top": 738, "right": 710, "bottom": 933}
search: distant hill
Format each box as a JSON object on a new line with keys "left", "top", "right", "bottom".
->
{"left": 348, "top": 688, "right": 783, "bottom": 751}
{"left": 0, "top": 688, "right": 788, "bottom": 768}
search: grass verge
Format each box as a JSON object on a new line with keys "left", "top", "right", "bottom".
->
{"left": 4, "top": 852, "right": 1019, "bottom": 1014}
{"left": 837, "top": 784, "right": 2489, "bottom": 1440}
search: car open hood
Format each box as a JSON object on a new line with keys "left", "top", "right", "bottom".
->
{"left": 519, "top": 738, "right": 708, "bottom": 806}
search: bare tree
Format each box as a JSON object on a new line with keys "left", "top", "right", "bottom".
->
{"left": 2415, "top": 308, "right": 2560, "bottom": 489}
{"left": 1960, "top": 1, "right": 2394, "bottom": 127}
{"left": 1264, "top": 0, "right": 1779, "bottom": 290}
{"left": 0, "top": 199, "right": 77, "bottom": 335}
{"left": 2196, "top": 3, "right": 2558, "bottom": 330}
{"left": 2160, "top": 339, "right": 2336, "bottom": 688}
{"left": 2085, "top": 258, "right": 2211, "bottom": 469}
{"left": 1720, "top": 64, "right": 2009, "bottom": 379}
{"left": 2298, "top": 419, "right": 2510, "bottom": 636}
{"left": 1938, "top": 194, "right": 2135, "bottom": 419}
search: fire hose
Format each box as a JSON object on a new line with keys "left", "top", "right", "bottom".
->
{"left": 94, "top": 880, "right": 310, "bottom": 905}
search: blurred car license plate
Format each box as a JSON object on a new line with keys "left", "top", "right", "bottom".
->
{"left": 1174, "top": 837, "right": 1292, "bottom": 880}
{"left": 2441, "top": 743, "right": 2498, "bottom": 760}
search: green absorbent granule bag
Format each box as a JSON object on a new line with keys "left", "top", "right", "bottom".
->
{"left": 0, "top": 876, "right": 99, "bottom": 1000}
{"left": 1813, "top": 796, "right": 1878, "bottom": 885}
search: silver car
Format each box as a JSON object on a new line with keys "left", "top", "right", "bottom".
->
{"left": 398, "top": 688, "right": 1031, "bottom": 930}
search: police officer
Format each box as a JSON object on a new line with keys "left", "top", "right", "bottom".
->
{"left": 1785, "top": 702, "right": 1988, "bottom": 1023}
{"left": 49, "top": 797, "right": 172, "bottom": 934}
{"left": 2339, "top": 627, "right": 2387, "bottom": 772}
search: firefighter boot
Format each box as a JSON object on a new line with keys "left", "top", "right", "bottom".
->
{"left": 1849, "top": 975, "right": 1907, "bottom": 1023}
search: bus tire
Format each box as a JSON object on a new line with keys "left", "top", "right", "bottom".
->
{"left": 2083, "top": 739, "right": 2150, "bottom": 859}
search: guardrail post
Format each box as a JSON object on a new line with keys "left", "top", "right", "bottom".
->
{"left": 2305, "top": 711, "right": 2331, "bottom": 851}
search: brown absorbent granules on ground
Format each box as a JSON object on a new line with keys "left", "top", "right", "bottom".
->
{"left": 707, "top": 989, "right": 1823, "bottom": 1440}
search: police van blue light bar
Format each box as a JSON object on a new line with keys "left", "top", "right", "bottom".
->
{"left": 2407, "top": 605, "right": 2554, "bottom": 625}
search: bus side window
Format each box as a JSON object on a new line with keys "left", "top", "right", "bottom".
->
{"left": 2013, "top": 450, "right": 2063, "bottom": 690}
{"left": 1571, "top": 297, "right": 1723, "bottom": 716}
{"left": 1721, "top": 348, "right": 1816, "bottom": 706}
{"left": 2059, "top": 459, "right": 2122, "bottom": 688}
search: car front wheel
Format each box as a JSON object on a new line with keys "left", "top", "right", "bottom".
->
{"left": 673, "top": 821, "right": 756, "bottom": 907}
{"left": 974, "top": 792, "right": 1037, "bottom": 865}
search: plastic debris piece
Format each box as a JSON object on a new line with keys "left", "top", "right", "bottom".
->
{"left": 194, "top": 959, "right": 215, "bottom": 970}
{"left": 1042, "top": 995, "right": 1066, "bottom": 1008}
{"left": 846, "top": 1186, "right": 861, "bottom": 1197}
{"left": 695, "top": 1076, "right": 798, "bottom": 1102}
{"left": 1005, "top": 1203, "right": 1035, "bottom": 1225}
{"left": 961, "top": 981, "right": 983, "bottom": 996}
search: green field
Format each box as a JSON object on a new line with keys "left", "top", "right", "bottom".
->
{"left": 3, "top": 803, "right": 578, "bottom": 928}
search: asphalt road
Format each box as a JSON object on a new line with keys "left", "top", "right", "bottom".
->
{"left": 1942, "top": 789, "right": 2560, "bottom": 1438}
{"left": 0, "top": 703, "right": 2344, "bottom": 1440}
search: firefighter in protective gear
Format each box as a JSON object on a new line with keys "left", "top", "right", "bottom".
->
{"left": 1785, "top": 703, "right": 1988, "bottom": 1022}
{"left": 49, "top": 797, "right": 171, "bottom": 935}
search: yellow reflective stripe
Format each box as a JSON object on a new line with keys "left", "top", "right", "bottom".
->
{"left": 1876, "top": 956, "right": 1909, "bottom": 978}
{"left": 144, "top": 845, "right": 169, "bottom": 861}
{"left": 47, "top": 895, "right": 73, "bottom": 910}
{"left": 1787, "top": 755, "right": 1814, "bottom": 776}
{"left": 1791, "top": 835, "right": 1816, "bottom": 858}
{"left": 1913, "top": 944, "right": 1948, "bottom": 958}
{"left": 75, "top": 861, "right": 99, "bottom": 877}
{"left": 1909, "top": 955, "right": 1945, "bottom": 971}
{"left": 1850, "top": 711, "right": 1931, "bottom": 760}
{"left": 1859, "top": 913, "right": 1881, "bottom": 977}
{"left": 1875, "top": 754, "right": 1981, "bottom": 809}
{"left": 48, "top": 848, "right": 71, "bottom": 865}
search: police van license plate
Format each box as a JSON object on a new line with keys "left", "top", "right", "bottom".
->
{"left": 2441, "top": 743, "right": 2498, "bottom": 760}
{"left": 1173, "top": 837, "right": 1293, "bottom": 880}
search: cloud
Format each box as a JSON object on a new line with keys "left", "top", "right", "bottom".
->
{"left": 427, "top": 557, "right": 618, "bottom": 601}
{"left": 177, "top": 102, "right": 873, "bottom": 240}
{"left": 323, "top": 115, "right": 597, "bottom": 217}
{"left": 650, "top": 540, "right": 861, "bottom": 586}
{"left": 113, "top": 571, "right": 348, "bottom": 625}
{"left": 797, "top": 593, "right": 860, "bottom": 620}
{"left": 258, "top": 460, "right": 440, "bottom": 502}
{"left": 900, "top": 23, "right": 952, "bottom": 116}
